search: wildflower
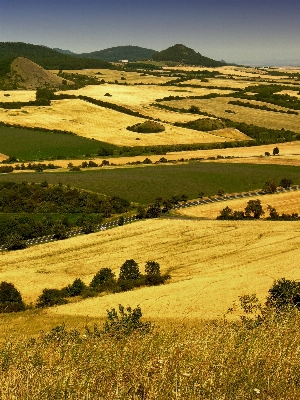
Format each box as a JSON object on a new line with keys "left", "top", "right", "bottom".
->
{"left": 254, "top": 388, "right": 260, "bottom": 394}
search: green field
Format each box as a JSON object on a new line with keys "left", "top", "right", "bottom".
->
{"left": 0, "top": 125, "right": 117, "bottom": 161}
{"left": 0, "top": 162, "right": 299, "bottom": 204}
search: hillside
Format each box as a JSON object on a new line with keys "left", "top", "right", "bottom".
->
{"left": 0, "top": 218, "right": 298, "bottom": 320}
{"left": 152, "top": 44, "right": 226, "bottom": 67}
{"left": 76, "top": 45, "right": 158, "bottom": 62}
{"left": 0, "top": 42, "right": 113, "bottom": 70}
{"left": 5, "top": 57, "right": 70, "bottom": 89}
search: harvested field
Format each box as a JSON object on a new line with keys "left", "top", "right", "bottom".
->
{"left": 0, "top": 98, "right": 241, "bottom": 146}
{"left": 52, "top": 68, "right": 172, "bottom": 85}
{"left": 0, "top": 219, "right": 297, "bottom": 320}
{"left": 0, "top": 90, "right": 36, "bottom": 102}
{"left": 176, "top": 190, "right": 300, "bottom": 219}
{"left": 163, "top": 96, "right": 300, "bottom": 133}
{"left": 60, "top": 84, "right": 233, "bottom": 110}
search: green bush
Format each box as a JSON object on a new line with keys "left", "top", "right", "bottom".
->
{"left": 0, "top": 281, "right": 25, "bottom": 313}
{"left": 127, "top": 121, "right": 165, "bottom": 134}
{"left": 36, "top": 288, "right": 68, "bottom": 308}
{"left": 4, "top": 233, "right": 27, "bottom": 251}
{"left": 103, "top": 304, "right": 152, "bottom": 339}
{"left": 267, "top": 278, "right": 300, "bottom": 310}
{"left": 119, "top": 259, "right": 140, "bottom": 281}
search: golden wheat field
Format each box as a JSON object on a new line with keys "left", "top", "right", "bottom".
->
{"left": 0, "top": 98, "right": 244, "bottom": 146}
{"left": 0, "top": 218, "right": 298, "bottom": 321}
{"left": 176, "top": 190, "right": 300, "bottom": 219}
{"left": 163, "top": 96, "right": 300, "bottom": 133}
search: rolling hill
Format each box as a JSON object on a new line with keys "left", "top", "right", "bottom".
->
{"left": 152, "top": 44, "right": 226, "bottom": 67}
{"left": 75, "top": 45, "right": 158, "bottom": 62}
{"left": 0, "top": 42, "right": 113, "bottom": 70}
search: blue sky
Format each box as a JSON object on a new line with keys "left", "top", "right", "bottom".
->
{"left": 0, "top": 0, "right": 299, "bottom": 63}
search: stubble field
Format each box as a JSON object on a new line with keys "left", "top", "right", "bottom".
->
{"left": 0, "top": 218, "right": 298, "bottom": 321}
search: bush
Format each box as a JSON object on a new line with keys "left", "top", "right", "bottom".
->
{"left": 36, "top": 288, "right": 68, "bottom": 308}
{"left": 127, "top": 121, "right": 165, "bottom": 134}
{"left": 4, "top": 233, "right": 27, "bottom": 250}
{"left": 267, "top": 278, "right": 300, "bottom": 310}
{"left": 0, "top": 281, "right": 25, "bottom": 313}
{"left": 103, "top": 304, "right": 152, "bottom": 339}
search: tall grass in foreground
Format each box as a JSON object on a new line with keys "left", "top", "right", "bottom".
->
{"left": 1, "top": 311, "right": 300, "bottom": 399}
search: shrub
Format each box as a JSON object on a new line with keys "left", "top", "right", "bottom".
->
{"left": 36, "top": 288, "right": 68, "bottom": 308}
{"left": 127, "top": 121, "right": 165, "bottom": 134}
{"left": 53, "top": 223, "right": 68, "bottom": 240}
{"left": 103, "top": 304, "right": 152, "bottom": 338}
{"left": 267, "top": 278, "right": 300, "bottom": 310}
{"left": 0, "top": 281, "right": 25, "bottom": 313}
{"left": 4, "top": 233, "right": 27, "bottom": 250}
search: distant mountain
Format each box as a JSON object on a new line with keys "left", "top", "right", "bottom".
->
{"left": 0, "top": 42, "right": 113, "bottom": 70}
{"left": 76, "top": 45, "right": 158, "bottom": 62}
{"left": 152, "top": 44, "right": 226, "bottom": 67}
{"left": 52, "top": 48, "right": 77, "bottom": 56}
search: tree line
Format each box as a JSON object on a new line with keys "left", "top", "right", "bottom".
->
{"left": 0, "top": 259, "right": 170, "bottom": 312}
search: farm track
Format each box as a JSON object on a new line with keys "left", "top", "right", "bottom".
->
{"left": 1, "top": 185, "right": 298, "bottom": 251}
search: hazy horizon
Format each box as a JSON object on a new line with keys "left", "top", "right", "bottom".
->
{"left": 1, "top": 0, "right": 299, "bottom": 65}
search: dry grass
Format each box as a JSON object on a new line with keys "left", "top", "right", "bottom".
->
{"left": 176, "top": 190, "right": 300, "bottom": 219}
{"left": 164, "top": 96, "right": 300, "bottom": 133}
{"left": 0, "top": 90, "right": 36, "bottom": 102}
{"left": 0, "top": 98, "right": 242, "bottom": 146}
{"left": 0, "top": 219, "right": 299, "bottom": 321}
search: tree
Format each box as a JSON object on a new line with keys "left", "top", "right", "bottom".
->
{"left": 244, "top": 199, "right": 264, "bottom": 219}
{"left": 90, "top": 268, "right": 116, "bottom": 290}
{"left": 119, "top": 259, "right": 140, "bottom": 281}
{"left": 64, "top": 278, "right": 86, "bottom": 297}
{"left": 280, "top": 178, "right": 292, "bottom": 189}
{"left": 145, "top": 261, "right": 160, "bottom": 275}
{"left": 273, "top": 147, "right": 279, "bottom": 156}
{"left": 267, "top": 205, "right": 279, "bottom": 220}
{"left": 263, "top": 180, "right": 277, "bottom": 194}
{"left": 0, "top": 281, "right": 25, "bottom": 312}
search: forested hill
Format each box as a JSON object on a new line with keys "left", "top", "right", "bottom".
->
{"left": 152, "top": 44, "right": 226, "bottom": 67}
{"left": 0, "top": 42, "right": 113, "bottom": 70}
{"left": 73, "top": 46, "right": 158, "bottom": 62}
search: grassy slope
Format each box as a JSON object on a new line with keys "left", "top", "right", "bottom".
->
{"left": 0, "top": 162, "right": 298, "bottom": 203}
{"left": 0, "top": 218, "right": 298, "bottom": 321}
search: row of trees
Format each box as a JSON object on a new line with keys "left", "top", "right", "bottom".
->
{"left": 0, "top": 260, "right": 170, "bottom": 312}
{"left": 136, "top": 194, "right": 188, "bottom": 219}
{"left": 0, "top": 181, "right": 130, "bottom": 214}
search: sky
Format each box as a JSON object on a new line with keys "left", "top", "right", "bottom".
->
{"left": 0, "top": 0, "right": 299, "bottom": 64}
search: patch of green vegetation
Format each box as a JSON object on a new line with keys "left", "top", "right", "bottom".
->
{"left": 127, "top": 120, "right": 165, "bottom": 133}
{"left": 0, "top": 125, "right": 117, "bottom": 161}
{"left": 0, "top": 163, "right": 298, "bottom": 204}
